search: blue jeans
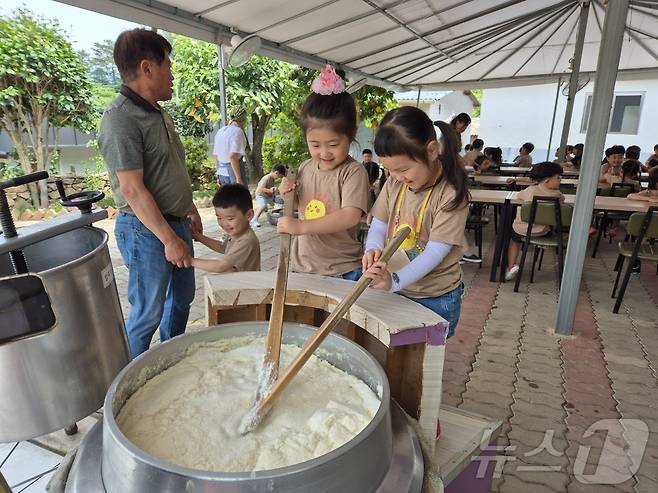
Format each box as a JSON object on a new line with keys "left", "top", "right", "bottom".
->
{"left": 337, "top": 267, "right": 363, "bottom": 281}
{"left": 406, "top": 283, "right": 464, "bottom": 338}
{"left": 217, "top": 160, "right": 248, "bottom": 186}
{"left": 115, "top": 212, "right": 195, "bottom": 359}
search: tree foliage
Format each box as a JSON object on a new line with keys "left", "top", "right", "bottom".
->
{"left": 168, "top": 35, "right": 302, "bottom": 177}
{"left": 84, "top": 39, "right": 119, "bottom": 87}
{"left": 167, "top": 33, "right": 398, "bottom": 177}
{"left": 0, "top": 8, "right": 98, "bottom": 206}
{"left": 353, "top": 85, "right": 398, "bottom": 128}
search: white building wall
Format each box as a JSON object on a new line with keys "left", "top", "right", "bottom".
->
{"left": 479, "top": 79, "right": 658, "bottom": 163}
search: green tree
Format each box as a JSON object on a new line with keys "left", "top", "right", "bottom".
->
{"left": 167, "top": 34, "right": 398, "bottom": 177}
{"left": 88, "top": 39, "right": 119, "bottom": 86}
{"left": 353, "top": 85, "right": 398, "bottom": 128}
{"left": 470, "top": 89, "right": 483, "bottom": 118}
{"left": 169, "top": 34, "right": 301, "bottom": 178}
{"left": 0, "top": 9, "right": 98, "bottom": 207}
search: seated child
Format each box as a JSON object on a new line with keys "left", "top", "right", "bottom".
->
{"left": 553, "top": 145, "right": 574, "bottom": 164}
{"left": 620, "top": 159, "right": 642, "bottom": 193}
{"left": 505, "top": 162, "right": 564, "bottom": 281}
{"left": 474, "top": 147, "right": 502, "bottom": 174}
{"left": 628, "top": 167, "right": 658, "bottom": 203}
{"left": 514, "top": 142, "right": 534, "bottom": 168}
{"left": 599, "top": 145, "right": 624, "bottom": 185}
{"left": 463, "top": 139, "right": 484, "bottom": 166}
{"left": 645, "top": 144, "right": 658, "bottom": 169}
{"left": 252, "top": 164, "right": 287, "bottom": 228}
{"left": 192, "top": 184, "right": 261, "bottom": 272}
{"left": 570, "top": 143, "right": 584, "bottom": 169}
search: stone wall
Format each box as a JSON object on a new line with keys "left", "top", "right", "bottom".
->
{"left": 5, "top": 175, "right": 110, "bottom": 208}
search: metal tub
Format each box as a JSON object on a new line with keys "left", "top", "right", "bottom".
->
{"left": 102, "top": 322, "right": 394, "bottom": 493}
{"left": 0, "top": 226, "right": 130, "bottom": 442}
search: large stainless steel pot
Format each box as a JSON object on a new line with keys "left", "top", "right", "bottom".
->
{"left": 102, "top": 322, "right": 395, "bottom": 493}
{"left": 0, "top": 226, "right": 130, "bottom": 442}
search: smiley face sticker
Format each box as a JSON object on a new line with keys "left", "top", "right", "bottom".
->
{"left": 304, "top": 199, "right": 326, "bottom": 220}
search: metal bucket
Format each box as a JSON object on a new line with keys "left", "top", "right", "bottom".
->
{"left": 0, "top": 226, "right": 130, "bottom": 442}
{"left": 102, "top": 322, "right": 394, "bottom": 493}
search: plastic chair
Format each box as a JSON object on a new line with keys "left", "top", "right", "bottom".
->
{"left": 514, "top": 196, "right": 573, "bottom": 292}
{"left": 591, "top": 182, "right": 635, "bottom": 258}
{"left": 611, "top": 206, "right": 658, "bottom": 313}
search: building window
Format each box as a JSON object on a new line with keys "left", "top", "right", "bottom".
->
{"left": 580, "top": 93, "right": 643, "bottom": 134}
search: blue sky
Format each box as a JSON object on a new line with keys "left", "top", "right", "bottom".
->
{"left": 1, "top": 0, "right": 139, "bottom": 50}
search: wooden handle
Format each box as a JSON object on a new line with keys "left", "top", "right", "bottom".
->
{"left": 257, "top": 225, "right": 411, "bottom": 411}
{"left": 262, "top": 170, "right": 296, "bottom": 373}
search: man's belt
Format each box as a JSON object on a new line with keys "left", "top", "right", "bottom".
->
{"left": 163, "top": 214, "right": 186, "bottom": 222}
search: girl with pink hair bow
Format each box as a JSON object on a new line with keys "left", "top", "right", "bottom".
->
{"left": 276, "top": 65, "right": 370, "bottom": 281}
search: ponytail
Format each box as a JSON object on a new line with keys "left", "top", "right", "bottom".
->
{"left": 434, "top": 120, "right": 469, "bottom": 211}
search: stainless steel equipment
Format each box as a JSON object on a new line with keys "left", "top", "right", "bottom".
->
{"left": 70, "top": 322, "right": 423, "bottom": 493}
{"left": 0, "top": 172, "right": 130, "bottom": 443}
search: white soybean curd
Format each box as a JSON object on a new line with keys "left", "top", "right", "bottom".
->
{"left": 116, "top": 337, "right": 381, "bottom": 472}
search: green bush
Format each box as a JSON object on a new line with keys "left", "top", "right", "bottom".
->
{"left": 262, "top": 114, "right": 308, "bottom": 172}
{"left": 0, "top": 159, "right": 23, "bottom": 180}
{"left": 181, "top": 136, "right": 216, "bottom": 191}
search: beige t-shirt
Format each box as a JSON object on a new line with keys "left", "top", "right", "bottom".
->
{"left": 291, "top": 157, "right": 369, "bottom": 276}
{"left": 223, "top": 228, "right": 261, "bottom": 271}
{"left": 371, "top": 177, "right": 468, "bottom": 299}
{"left": 512, "top": 184, "right": 564, "bottom": 236}
{"left": 515, "top": 155, "right": 533, "bottom": 168}
{"left": 256, "top": 174, "right": 275, "bottom": 198}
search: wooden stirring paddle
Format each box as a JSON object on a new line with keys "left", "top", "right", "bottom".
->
{"left": 239, "top": 225, "right": 412, "bottom": 435}
{"left": 255, "top": 170, "right": 296, "bottom": 400}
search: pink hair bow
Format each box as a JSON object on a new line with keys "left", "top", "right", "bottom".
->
{"left": 312, "top": 64, "right": 346, "bottom": 95}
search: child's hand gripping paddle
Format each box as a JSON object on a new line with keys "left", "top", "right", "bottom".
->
{"left": 255, "top": 170, "right": 296, "bottom": 401}
{"left": 239, "top": 225, "right": 412, "bottom": 435}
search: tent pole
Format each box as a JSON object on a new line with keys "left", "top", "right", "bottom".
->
{"left": 547, "top": 76, "right": 562, "bottom": 161}
{"left": 416, "top": 88, "right": 421, "bottom": 107}
{"left": 555, "top": 0, "right": 630, "bottom": 335}
{"left": 557, "top": 1, "right": 590, "bottom": 162}
{"left": 216, "top": 42, "right": 227, "bottom": 127}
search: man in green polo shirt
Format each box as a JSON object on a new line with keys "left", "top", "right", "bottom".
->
{"left": 98, "top": 29, "right": 202, "bottom": 358}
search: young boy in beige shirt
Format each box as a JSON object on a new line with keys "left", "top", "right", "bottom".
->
{"left": 192, "top": 184, "right": 261, "bottom": 272}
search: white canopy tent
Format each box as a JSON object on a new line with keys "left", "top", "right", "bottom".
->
{"left": 57, "top": 0, "right": 655, "bottom": 334}
{"left": 57, "top": 0, "right": 658, "bottom": 89}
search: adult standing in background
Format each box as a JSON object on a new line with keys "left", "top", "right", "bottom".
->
{"left": 213, "top": 106, "right": 249, "bottom": 186}
{"left": 98, "top": 28, "right": 201, "bottom": 358}
{"left": 440, "top": 112, "right": 471, "bottom": 152}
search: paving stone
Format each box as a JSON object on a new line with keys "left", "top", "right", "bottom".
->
{"left": 514, "top": 390, "right": 566, "bottom": 414}
{"left": 502, "top": 463, "right": 570, "bottom": 493}
{"left": 508, "top": 426, "right": 568, "bottom": 453}
{"left": 460, "top": 398, "right": 511, "bottom": 421}
{"left": 635, "top": 474, "right": 658, "bottom": 493}
{"left": 509, "top": 414, "right": 567, "bottom": 435}
{"left": 566, "top": 480, "right": 636, "bottom": 493}
{"left": 515, "top": 376, "right": 564, "bottom": 398}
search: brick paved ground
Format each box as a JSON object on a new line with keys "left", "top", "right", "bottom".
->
{"left": 25, "top": 207, "right": 658, "bottom": 492}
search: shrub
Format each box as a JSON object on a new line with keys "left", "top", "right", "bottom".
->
{"left": 181, "top": 136, "right": 216, "bottom": 191}
{"left": 262, "top": 113, "right": 308, "bottom": 172}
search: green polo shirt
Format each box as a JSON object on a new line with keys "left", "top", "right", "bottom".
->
{"left": 98, "top": 86, "right": 193, "bottom": 218}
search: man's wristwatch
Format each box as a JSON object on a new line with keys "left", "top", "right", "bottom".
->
{"left": 391, "top": 272, "right": 401, "bottom": 293}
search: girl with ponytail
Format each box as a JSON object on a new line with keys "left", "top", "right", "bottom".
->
{"left": 362, "top": 106, "right": 469, "bottom": 337}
